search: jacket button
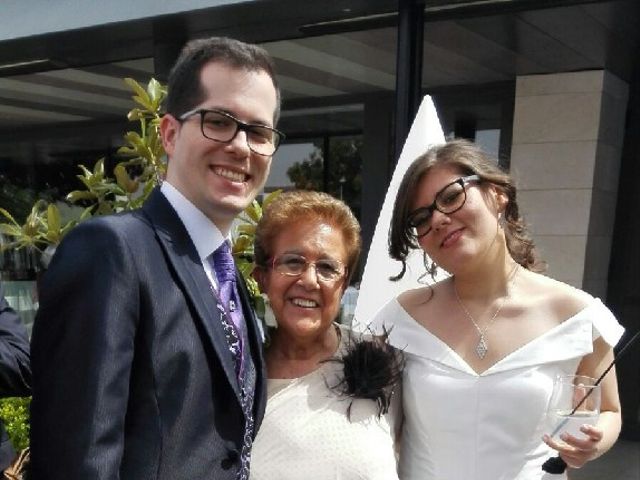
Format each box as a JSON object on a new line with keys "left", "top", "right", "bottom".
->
{"left": 221, "top": 450, "right": 239, "bottom": 469}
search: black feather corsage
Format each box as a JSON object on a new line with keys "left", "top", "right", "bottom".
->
{"left": 326, "top": 326, "right": 405, "bottom": 420}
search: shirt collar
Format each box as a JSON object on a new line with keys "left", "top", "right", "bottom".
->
{"left": 160, "top": 181, "right": 227, "bottom": 261}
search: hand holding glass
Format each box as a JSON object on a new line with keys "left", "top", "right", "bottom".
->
{"left": 546, "top": 375, "right": 600, "bottom": 441}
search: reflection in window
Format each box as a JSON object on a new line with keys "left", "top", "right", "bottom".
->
{"left": 326, "top": 136, "right": 362, "bottom": 221}
{"left": 268, "top": 136, "right": 362, "bottom": 222}
{"left": 268, "top": 141, "right": 321, "bottom": 192}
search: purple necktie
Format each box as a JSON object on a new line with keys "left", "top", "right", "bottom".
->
{"left": 211, "top": 241, "right": 255, "bottom": 480}
{"left": 211, "top": 240, "right": 245, "bottom": 375}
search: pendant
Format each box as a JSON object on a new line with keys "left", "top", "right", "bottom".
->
{"left": 475, "top": 336, "right": 488, "bottom": 359}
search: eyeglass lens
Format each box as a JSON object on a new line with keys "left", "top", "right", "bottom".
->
{"left": 408, "top": 180, "right": 468, "bottom": 237}
{"left": 274, "top": 253, "right": 345, "bottom": 282}
{"left": 200, "top": 110, "right": 280, "bottom": 156}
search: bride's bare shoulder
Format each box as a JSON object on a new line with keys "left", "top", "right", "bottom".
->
{"left": 522, "top": 270, "right": 594, "bottom": 318}
{"left": 397, "top": 279, "right": 449, "bottom": 310}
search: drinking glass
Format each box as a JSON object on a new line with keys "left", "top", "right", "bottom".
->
{"left": 546, "top": 374, "right": 600, "bottom": 441}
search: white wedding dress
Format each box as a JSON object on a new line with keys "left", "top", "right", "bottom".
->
{"left": 372, "top": 297, "right": 623, "bottom": 480}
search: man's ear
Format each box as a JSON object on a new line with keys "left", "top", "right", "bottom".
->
{"left": 159, "top": 114, "right": 179, "bottom": 157}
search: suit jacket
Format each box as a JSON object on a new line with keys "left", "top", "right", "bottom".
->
{"left": 30, "top": 189, "right": 266, "bottom": 480}
{"left": 0, "top": 284, "right": 31, "bottom": 470}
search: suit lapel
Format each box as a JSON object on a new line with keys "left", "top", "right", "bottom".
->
{"left": 142, "top": 189, "right": 242, "bottom": 401}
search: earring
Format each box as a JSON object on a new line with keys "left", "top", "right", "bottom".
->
{"left": 498, "top": 212, "right": 506, "bottom": 228}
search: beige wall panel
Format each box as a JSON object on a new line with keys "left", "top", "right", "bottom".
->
{"left": 534, "top": 235, "right": 586, "bottom": 287}
{"left": 511, "top": 141, "right": 597, "bottom": 190}
{"left": 512, "top": 93, "right": 602, "bottom": 144}
{"left": 515, "top": 70, "right": 605, "bottom": 97}
{"left": 518, "top": 189, "right": 592, "bottom": 237}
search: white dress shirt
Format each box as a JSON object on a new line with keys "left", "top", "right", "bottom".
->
{"left": 160, "top": 181, "right": 227, "bottom": 289}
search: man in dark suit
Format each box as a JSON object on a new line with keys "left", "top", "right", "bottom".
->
{"left": 30, "top": 37, "right": 282, "bottom": 480}
{"left": 0, "top": 283, "right": 30, "bottom": 471}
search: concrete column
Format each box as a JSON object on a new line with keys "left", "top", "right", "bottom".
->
{"left": 510, "top": 70, "right": 629, "bottom": 298}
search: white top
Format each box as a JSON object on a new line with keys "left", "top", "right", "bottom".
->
{"left": 372, "top": 297, "right": 624, "bottom": 480}
{"left": 250, "top": 326, "right": 401, "bottom": 480}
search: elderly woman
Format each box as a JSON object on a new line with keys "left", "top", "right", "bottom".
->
{"left": 249, "top": 190, "right": 402, "bottom": 480}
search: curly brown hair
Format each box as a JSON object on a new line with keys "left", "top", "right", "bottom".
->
{"left": 254, "top": 190, "right": 361, "bottom": 284}
{"left": 389, "top": 139, "right": 544, "bottom": 280}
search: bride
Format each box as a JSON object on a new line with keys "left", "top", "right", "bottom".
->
{"left": 371, "top": 139, "right": 623, "bottom": 479}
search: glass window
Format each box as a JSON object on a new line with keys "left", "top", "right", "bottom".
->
{"left": 268, "top": 141, "right": 322, "bottom": 192}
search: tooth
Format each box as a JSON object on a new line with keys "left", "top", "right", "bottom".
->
{"left": 293, "top": 298, "right": 317, "bottom": 307}
{"left": 217, "top": 167, "right": 245, "bottom": 182}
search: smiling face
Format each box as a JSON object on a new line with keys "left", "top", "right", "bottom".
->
{"left": 412, "top": 165, "right": 506, "bottom": 275}
{"left": 161, "top": 61, "right": 278, "bottom": 233}
{"left": 255, "top": 219, "right": 348, "bottom": 340}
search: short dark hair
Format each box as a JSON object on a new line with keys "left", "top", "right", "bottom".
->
{"left": 389, "top": 139, "right": 544, "bottom": 279}
{"left": 166, "top": 36, "right": 281, "bottom": 123}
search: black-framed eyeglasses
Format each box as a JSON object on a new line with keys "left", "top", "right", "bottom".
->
{"left": 178, "top": 108, "right": 285, "bottom": 156}
{"left": 270, "top": 253, "right": 347, "bottom": 284}
{"left": 407, "top": 175, "right": 480, "bottom": 239}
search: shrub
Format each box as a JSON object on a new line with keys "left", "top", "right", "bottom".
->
{"left": 0, "top": 397, "right": 30, "bottom": 451}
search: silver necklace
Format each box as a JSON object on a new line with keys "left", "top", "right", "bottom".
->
{"left": 453, "top": 265, "right": 520, "bottom": 359}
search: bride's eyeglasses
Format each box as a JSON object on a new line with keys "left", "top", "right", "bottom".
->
{"left": 407, "top": 175, "right": 480, "bottom": 239}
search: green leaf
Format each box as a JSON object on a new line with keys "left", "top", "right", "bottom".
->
{"left": 236, "top": 224, "right": 256, "bottom": 236}
{"left": 66, "top": 190, "right": 97, "bottom": 203}
{"left": 262, "top": 189, "right": 282, "bottom": 209}
{"left": 79, "top": 206, "right": 95, "bottom": 221}
{"left": 47, "top": 204, "right": 61, "bottom": 234}
{"left": 114, "top": 164, "right": 139, "bottom": 193}
{"left": 132, "top": 95, "right": 153, "bottom": 111}
{"left": 233, "top": 235, "right": 252, "bottom": 253}
{"left": 94, "top": 158, "right": 105, "bottom": 176}
{"left": 237, "top": 260, "right": 255, "bottom": 280}
{"left": 0, "top": 224, "right": 23, "bottom": 237}
{"left": 243, "top": 200, "right": 261, "bottom": 223}
{"left": 124, "top": 77, "right": 148, "bottom": 99}
{"left": 77, "top": 164, "right": 92, "bottom": 178}
{"left": 127, "top": 108, "right": 146, "bottom": 121}
{"left": 60, "top": 219, "right": 78, "bottom": 236}
{"left": 96, "top": 202, "right": 114, "bottom": 216}
{"left": 147, "top": 78, "right": 164, "bottom": 105}
{"left": 0, "top": 207, "right": 19, "bottom": 226}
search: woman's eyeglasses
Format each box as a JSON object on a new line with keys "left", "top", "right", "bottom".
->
{"left": 407, "top": 175, "right": 480, "bottom": 239}
{"left": 271, "top": 253, "right": 346, "bottom": 283}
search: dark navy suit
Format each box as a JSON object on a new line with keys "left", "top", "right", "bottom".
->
{"left": 30, "top": 189, "right": 266, "bottom": 480}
